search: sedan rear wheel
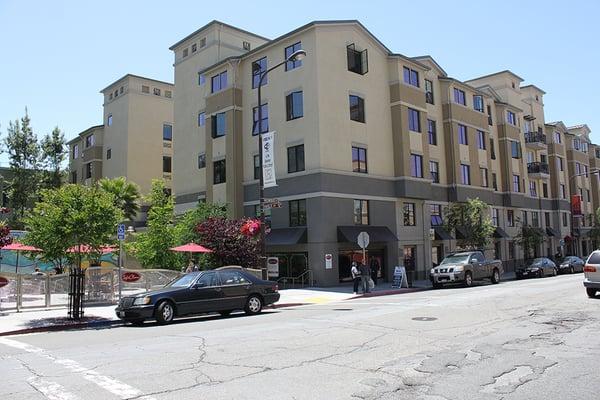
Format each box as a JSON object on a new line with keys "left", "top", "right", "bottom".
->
{"left": 156, "top": 301, "right": 175, "bottom": 325}
{"left": 491, "top": 268, "right": 500, "bottom": 284}
{"left": 245, "top": 295, "right": 263, "bottom": 315}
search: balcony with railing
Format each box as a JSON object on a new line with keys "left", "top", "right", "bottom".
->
{"left": 524, "top": 132, "right": 547, "bottom": 149}
{"left": 527, "top": 162, "right": 550, "bottom": 179}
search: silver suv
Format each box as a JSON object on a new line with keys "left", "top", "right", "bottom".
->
{"left": 583, "top": 250, "right": 600, "bottom": 298}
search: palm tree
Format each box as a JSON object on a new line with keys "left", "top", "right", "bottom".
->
{"left": 98, "top": 177, "right": 140, "bottom": 221}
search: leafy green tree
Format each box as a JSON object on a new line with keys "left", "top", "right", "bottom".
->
{"left": 127, "top": 180, "right": 182, "bottom": 269}
{"left": 23, "top": 184, "right": 122, "bottom": 272}
{"left": 3, "top": 109, "right": 40, "bottom": 227}
{"left": 588, "top": 207, "right": 600, "bottom": 248}
{"left": 444, "top": 198, "right": 495, "bottom": 250}
{"left": 98, "top": 177, "right": 141, "bottom": 222}
{"left": 173, "top": 201, "right": 227, "bottom": 245}
{"left": 514, "top": 225, "right": 545, "bottom": 260}
{"left": 40, "top": 126, "right": 66, "bottom": 189}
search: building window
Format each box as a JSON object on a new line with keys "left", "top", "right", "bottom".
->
{"left": 85, "top": 163, "right": 92, "bottom": 179}
{"left": 287, "top": 144, "right": 305, "bottom": 173}
{"left": 481, "top": 167, "right": 488, "bottom": 187}
{"left": 576, "top": 162, "right": 581, "bottom": 174}
{"left": 487, "top": 105, "right": 493, "bottom": 125}
{"left": 198, "top": 74, "right": 205, "bottom": 85}
{"left": 563, "top": 212, "right": 568, "bottom": 227}
{"left": 252, "top": 104, "right": 269, "bottom": 135}
{"left": 507, "top": 210, "right": 515, "bottom": 227}
{"left": 513, "top": 174, "right": 520, "bottom": 192}
{"left": 477, "top": 130, "right": 486, "bottom": 150}
{"left": 71, "top": 171, "right": 77, "bottom": 184}
{"left": 106, "top": 148, "right": 111, "bottom": 160}
{"left": 427, "top": 119, "right": 437, "bottom": 145}
{"left": 403, "top": 67, "right": 419, "bottom": 87}
{"left": 492, "top": 208, "right": 499, "bottom": 226}
{"left": 557, "top": 156, "right": 564, "bottom": 171}
{"left": 430, "top": 204, "right": 443, "bottom": 226}
{"left": 559, "top": 184, "right": 565, "bottom": 198}
{"left": 352, "top": 146, "right": 367, "bottom": 173}
{"left": 473, "top": 95, "right": 484, "bottom": 112}
{"left": 461, "top": 164, "right": 471, "bottom": 185}
{"left": 453, "top": 88, "right": 466, "bottom": 105}
{"left": 347, "top": 44, "right": 368, "bottom": 75}
{"left": 200, "top": 37, "right": 206, "bottom": 47}
{"left": 530, "top": 181, "right": 537, "bottom": 197}
{"left": 211, "top": 71, "right": 227, "bottom": 93}
{"left": 163, "top": 124, "right": 172, "bottom": 141}
{"left": 285, "top": 42, "right": 303, "bottom": 71}
{"left": 353, "top": 200, "right": 369, "bottom": 225}
{"left": 404, "top": 203, "right": 416, "bottom": 226}
{"left": 349, "top": 95, "right": 365, "bottom": 123}
{"left": 522, "top": 211, "right": 528, "bottom": 226}
{"left": 198, "top": 112, "right": 205, "bottom": 127}
{"left": 72, "top": 144, "right": 79, "bottom": 159}
{"left": 425, "top": 79, "right": 434, "bottom": 104}
{"left": 289, "top": 199, "right": 307, "bottom": 226}
{"left": 545, "top": 212, "right": 551, "bottom": 227}
{"left": 554, "top": 131, "right": 561, "bottom": 143}
{"left": 492, "top": 173, "right": 498, "bottom": 191}
{"left": 511, "top": 141, "right": 521, "bottom": 158}
{"left": 508, "top": 241, "right": 516, "bottom": 260}
{"left": 198, "top": 153, "right": 206, "bottom": 169}
{"left": 107, "top": 114, "right": 113, "bottom": 126}
{"left": 243, "top": 41, "right": 251, "bottom": 50}
{"left": 141, "top": 85, "right": 149, "bottom": 94}
{"left": 458, "top": 124, "right": 468, "bottom": 145}
{"left": 430, "top": 161, "right": 439, "bottom": 183}
{"left": 153, "top": 88, "right": 161, "bottom": 96}
{"left": 490, "top": 138, "right": 496, "bottom": 159}
{"left": 532, "top": 211, "right": 540, "bottom": 227}
{"left": 162, "top": 156, "right": 172, "bottom": 173}
{"left": 85, "top": 135, "right": 94, "bottom": 148}
{"left": 408, "top": 108, "right": 421, "bottom": 132}
{"left": 213, "top": 160, "right": 226, "bottom": 184}
{"left": 211, "top": 113, "right": 226, "bottom": 138}
{"left": 587, "top": 189, "right": 591, "bottom": 202}
{"left": 183, "top": 48, "right": 188, "bottom": 58}
{"left": 410, "top": 154, "right": 423, "bottom": 178}
{"left": 253, "top": 155, "right": 260, "bottom": 179}
{"left": 109, "top": 93, "right": 113, "bottom": 100}
{"left": 191, "top": 43, "right": 197, "bottom": 53}
{"left": 165, "top": 90, "right": 172, "bottom": 98}
{"left": 252, "top": 57, "right": 267, "bottom": 89}
{"left": 507, "top": 110, "right": 516, "bottom": 125}
{"left": 286, "top": 91, "right": 303, "bottom": 120}
{"left": 542, "top": 183, "right": 548, "bottom": 198}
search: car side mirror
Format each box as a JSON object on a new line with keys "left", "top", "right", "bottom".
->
{"left": 193, "top": 282, "right": 206, "bottom": 289}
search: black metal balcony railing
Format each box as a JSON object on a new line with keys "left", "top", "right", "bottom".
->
{"left": 527, "top": 162, "right": 549, "bottom": 174}
{"left": 524, "top": 132, "right": 547, "bottom": 145}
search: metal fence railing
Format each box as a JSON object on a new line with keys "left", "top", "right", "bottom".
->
{"left": 0, "top": 267, "right": 181, "bottom": 312}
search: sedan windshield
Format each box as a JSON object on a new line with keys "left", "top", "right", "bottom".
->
{"left": 167, "top": 273, "right": 199, "bottom": 287}
{"left": 441, "top": 254, "right": 470, "bottom": 265}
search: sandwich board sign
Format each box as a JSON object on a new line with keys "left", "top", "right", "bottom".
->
{"left": 391, "top": 265, "right": 408, "bottom": 288}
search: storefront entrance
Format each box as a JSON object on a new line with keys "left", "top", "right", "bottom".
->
{"left": 338, "top": 249, "right": 385, "bottom": 283}
{"left": 268, "top": 252, "right": 308, "bottom": 280}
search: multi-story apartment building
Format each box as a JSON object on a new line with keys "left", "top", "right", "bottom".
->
{"left": 68, "top": 74, "right": 174, "bottom": 200}
{"left": 170, "top": 19, "right": 597, "bottom": 285}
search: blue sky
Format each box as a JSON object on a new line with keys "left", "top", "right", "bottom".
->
{"left": 1, "top": 0, "right": 599, "bottom": 153}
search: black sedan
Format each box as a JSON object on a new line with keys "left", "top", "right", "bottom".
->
{"left": 516, "top": 257, "right": 557, "bottom": 279}
{"left": 557, "top": 256, "right": 584, "bottom": 274}
{"left": 115, "top": 268, "right": 280, "bottom": 325}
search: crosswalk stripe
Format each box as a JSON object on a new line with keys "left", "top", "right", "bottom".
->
{"left": 27, "top": 377, "right": 81, "bottom": 400}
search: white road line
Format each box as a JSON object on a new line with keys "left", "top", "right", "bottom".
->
{"left": 0, "top": 338, "right": 155, "bottom": 400}
{"left": 27, "top": 377, "right": 81, "bottom": 400}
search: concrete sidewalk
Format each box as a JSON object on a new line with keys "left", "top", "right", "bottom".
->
{"left": 0, "top": 280, "right": 431, "bottom": 336}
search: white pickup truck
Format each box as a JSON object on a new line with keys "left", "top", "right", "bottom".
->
{"left": 430, "top": 251, "right": 503, "bottom": 288}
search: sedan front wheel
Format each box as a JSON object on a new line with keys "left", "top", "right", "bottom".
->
{"left": 245, "top": 295, "right": 263, "bottom": 315}
{"left": 156, "top": 301, "right": 175, "bottom": 325}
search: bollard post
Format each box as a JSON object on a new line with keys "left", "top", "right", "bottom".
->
{"left": 45, "top": 275, "right": 51, "bottom": 307}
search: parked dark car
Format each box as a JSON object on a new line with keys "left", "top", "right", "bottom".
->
{"left": 558, "top": 256, "right": 584, "bottom": 274}
{"left": 516, "top": 257, "right": 557, "bottom": 279}
{"left": 115, "top": 268, "right": 280, "bottom": 325}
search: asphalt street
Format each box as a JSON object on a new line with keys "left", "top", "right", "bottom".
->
{"left": 1, "top": 274, "right": 599, "bottom": 400}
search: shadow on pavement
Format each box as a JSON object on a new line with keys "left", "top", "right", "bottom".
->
{"left": 124, "top": 310, "right": 280, "bottom": 328}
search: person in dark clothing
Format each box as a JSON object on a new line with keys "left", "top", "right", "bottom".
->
{"left": 359, "top": 262, "right": 371, "bottom": 294}
{"left": 370, "top": 258, "right": 380, "bottom": 285}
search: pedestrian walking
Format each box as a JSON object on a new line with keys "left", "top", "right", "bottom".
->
{"left": 359, "top": 262, "right": 372, "bottom": 294}
{"left": 351, "top": 262, "right": 361, "bottom": 294}
{"left": 370, "top": 258, "right": 380, "bottom": 285}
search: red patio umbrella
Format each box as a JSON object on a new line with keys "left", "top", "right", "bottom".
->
{"left": 1, "top": 242, "right": 42, "bottom": 274}
{"left": 170, "top": 243, "right": 213, "bottom": 253}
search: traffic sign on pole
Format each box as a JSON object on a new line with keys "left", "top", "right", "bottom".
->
{"left": 357, "top": 231, "right": 370, "bottom": 249}
{"left": 117, "top": 224, "right": 126, "bottom": 241}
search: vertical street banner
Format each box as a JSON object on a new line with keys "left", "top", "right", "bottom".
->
{"left": 571, "top": 194, "right": 582, "bottom": 216}
{"left": 262, "top": 131, "right": 277, "bottom": 188}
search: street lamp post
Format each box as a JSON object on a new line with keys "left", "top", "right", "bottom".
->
{"left": 255, "top": 49, "right": 306, "bottom": 280}
{"left": 568, "top": 168, "right": 600, "bottom": 257}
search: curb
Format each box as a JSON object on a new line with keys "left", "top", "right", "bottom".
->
{"left": 347, "top": 287, "right": 429, "bottom": 300}
{"left": 266, "top": 302, "right": 308, "bottom": 309}
{"left": 0, "top": 319, "right": 123, "bottom": 337}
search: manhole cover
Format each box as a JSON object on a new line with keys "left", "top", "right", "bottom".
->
{"left": 332, "top": 308, "right": 353, "bottom": 311}
{"left": 412, "top": 317, "right": 437, "bottom": 321}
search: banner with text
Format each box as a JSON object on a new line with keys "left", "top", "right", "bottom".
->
{"left": 262, "top": 131, "right": 277, "bottom": 188}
